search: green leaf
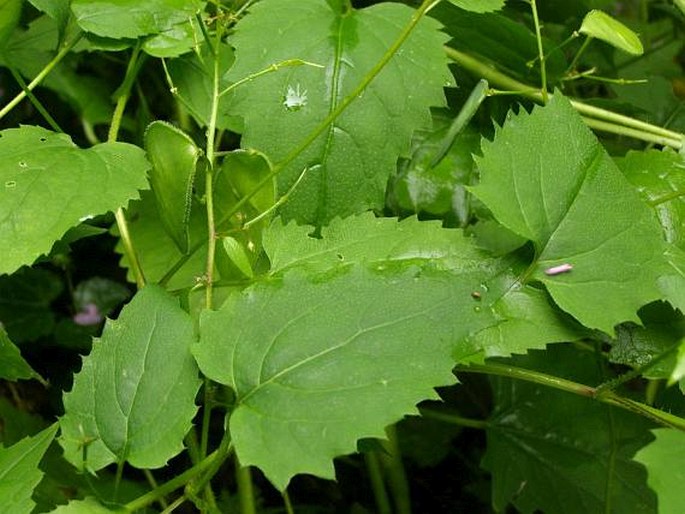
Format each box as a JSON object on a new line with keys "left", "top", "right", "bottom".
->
{"left": 0, "top": 267, "right": 63, "bottom": 343}
{"left": 194, "top": 265, "right": 493, "bottom": 490}
{"left": 668, "top": 339, "right": 685, "bottom": 385}
{"left": 166, "top": 41, "right": 242, "bottom": 132}
{"left": 48, "top": 497, "right": 116, "bottom": 513}
{"left": 579, "top": 9, "right": 644, "bottom": 55}
{"left": 28, "top": 0, "right": 70, "bottom": 42}
{"left": 0, "top": 0, "right": 22, "bottom": 49}
{"left": 144, "top": 121, "right": 201, "bottom": 253}
{"left": 221, "top": 237, "right": 254, "bottom": 279}
{"left": 0, "top": 126, "right": 149, "bottom": 276}
{"left": 115, "top": 191, "right": 208, "bottom": 290}
{"left": 483, "top": 345, "right": 656, "bottom": 514}
{"left": 676, "top": 0, "right": 685, "bottom": 16}
{"left": 71, "top": 0, "right": 203, "bottom": 39}
{"left": 142, "top": 16, "right": 201, "bottom": 58}
{"left": 634, "top": 428, "right": 685, "bottom": 514}
{"left": 471, "top": 94, "right": 667, "bottom": 333}
{"left": 0, "top": 423, "right": 59, "bottom": 514}
{"left": 227, "top": 0, "right": 452, "bottom": 225}
{"left": 607, "top": 302, "right": 684, "bottom": 379}
{"left": 463, "top": 286, "right": 589, "bottom": 359}
{"left": 447, "top": 0, "right": 505, "bottom": 13}
{"left": 264, "top": 212, "right": 488, "bottom": 276}
{"left": 0, "top": 326, "right": 44, "bottom": 383}
{"left": 215, "top": 149, "right": 275, "bottom": 224}
{"left": 60, "top": 285, "right": 200, "bottom": 471}
{"left": 617, "top": 150, "right": 685, "bottom": 249}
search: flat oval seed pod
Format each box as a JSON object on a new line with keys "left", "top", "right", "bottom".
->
{"left": 144, "top": 121, "right": 201, "bottom": 254}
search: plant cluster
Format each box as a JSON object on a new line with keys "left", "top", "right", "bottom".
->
{"left": 0, "top": 0, "right": 684, "bottom": 512}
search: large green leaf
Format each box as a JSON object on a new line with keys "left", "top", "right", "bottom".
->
{"left": 483, "top": 345, "right": 656, "bottom": 514}
{"left": 0, "top": 423, "right": 58, "bottom": 514}
{"left": 227, "top": 0, "right": 452, "bottom": 225}
{"left": 471, "top": 94, "right": 667, "bottom": 333}
{"left": 144, "top": 121, "right": 201, "bottom": 253}
{"left": 49, "top": 497, "right": 115, "bottom": 513}
{"left": 0, "top": 126, "right": 149, "bottom": 276}
{"left": 70, "top": 0, "right": 203, "bottom": 39}
{"left": 0, "top": 326, "right": 44, "bottom": 382}
{"left": 194, "top": 266, "right": 493, "bottom": 490}
{"left": 60, "top": 285, "right": 200, "bottom": 471}
{"left": 634, "top": 428, "right": 685, "bottom": 514}
{"left": 447, "top": 0, "right": 505, "bottom": 13}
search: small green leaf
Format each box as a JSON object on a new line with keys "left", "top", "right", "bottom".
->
{"left": 634, "top": 428, "right": 685, "bottom": 514}
{"left": 675, "top": 0, "right": 685, "bottom": 16}
{"left": 0, "top": 326, "right": 44, "bottom": 383}
{"left": 579, "top": 9, "right": 644, "bottom": 56}
{"left": 0, "top": 0, "right": 22, "bottom": 49}
{"left": 484, "top": 345, "right": 656, "bottom": 514}
{"left": 668, "top": 339, "right": 685, "bottom": 385}
{"left": 0, "top": 423, "right": 59, "bottom": 514}
{"left": 447, "top": 0, "right": 505, "bottom": 13}
{"left": 142, "top": 16, "right": 201, "bottom": 57}
{"left": 71, "top": 0, "right": 203, "bottom": 39}
{"left": 144, "top": 121, "right": 201, "bottom": 253}
{"left": 60, "top": 285, "right": 200, "bottom": 471}
{"left": 0, "top": 126, "right": 149, "bottom": 276}
{"left": 228, "top": 0, "right": 452, "bottom": 225}
{"left": 471, "top": 94, "right": 667, "bottom": 333}
{"left": 221, "top": 237, "right": 254, "bottom": 279}
{"left": 215, "top": 149, "right": 275, "bottom": 224}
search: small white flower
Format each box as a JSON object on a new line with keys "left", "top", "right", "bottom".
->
{"left": 283, "top": 84, "right": 307, "bottom": 111}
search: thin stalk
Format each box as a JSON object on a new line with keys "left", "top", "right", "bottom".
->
{"left": 236, "top": 461, "right": 257, "bottom": 514}
{"left": 160, "top": 495, "right": 186, "bottom": 514}
{"left": 380, "top": 425, "right": 412, "bottom": 514}
{"left": 0, "top": 31, "right": 83, "bottom": 121}
{"left": 528, "top": 0, "right": 548, "bottom": 103}
{"left": 365, "top": 451, "right": 392, "bottom": 514}
{"left": 429, "top": 78, "right": 489, "bottom": 168}
{"left": 218, "top": 59, "right": 323, "bottom": 98}
{"left": 455, "top": 362, "right": 685, "bottom": 431}
{"left": 581, "top": 117, "right": 683, "bottom": 149}
{"left": 444, "top": 46, "right": 685, "bottom": 150}
{"left": 8, "top": 66, "right": 63, "bottom": 132}
{"left": 108, "top": 43, "right": 147, "bottom": 288}
{"left": 419, "top": 408, "right": 489, "bottom": 430}
{"left": 566, "top": 36, "right": 593, "bottom": 74}
{"left": 143, "top": 469, "right": 169, "bottom": 510}
{"left": 123, "top": 439, "right": 233, "bottom": 513}
{"left": 283, "top": 490, "right": 295, "bottom": 514}
{"left": 114, "top": 461, "right": 125, "bottom": 503}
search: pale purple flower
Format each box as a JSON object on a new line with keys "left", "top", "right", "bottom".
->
{"left": 73, "top": 303, "right": 103, "bottom": 326}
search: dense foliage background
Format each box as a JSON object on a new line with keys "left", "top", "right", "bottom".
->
{"left": 1, "top": 0, "right": 684, "bottom": 512}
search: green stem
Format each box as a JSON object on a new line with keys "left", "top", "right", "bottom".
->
{"left": 123, "top": 439, "right": 232, "bottom": 513}
{"left": 236, "top": 461, "right": 257, "bottom": 514}
{"left": 419, "top": 408, "right": 489, "bottom": 430}
{"left": 455, "top": 362, "right": 685, "bottom": 431}
{"left": 107, "top": 43, "right": 147, "bottom": 288}
{"left": 0, "top": 31, "right": 83, "bottom": 121}
{"left": 365, "top": 451, "right": 392, "bottom": 514}
{"left": 528, "top": 0, "right": 548, "bottom": 103}
{"left": 282, "top": 490, "right": 295, "bottom": 514}
{"left": 566, "top": 36, "right": 592, "bottom": 74}
{"left": 143, "top": 469, "right": 169, "bottom": 510}
{"left": 580, "top": 117, "right": 683, "bottom": 148}
{"left": 8, "top": 66, "right": 63, "bottom": 132}
{"left": 445, "top": 46, "right": 685, "bottom": 150}
{"left": 429, "top": 78, "right": 489, "bottom": 168}
{"left": 380, "top": 425, "right": 412, "bottom": 514}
